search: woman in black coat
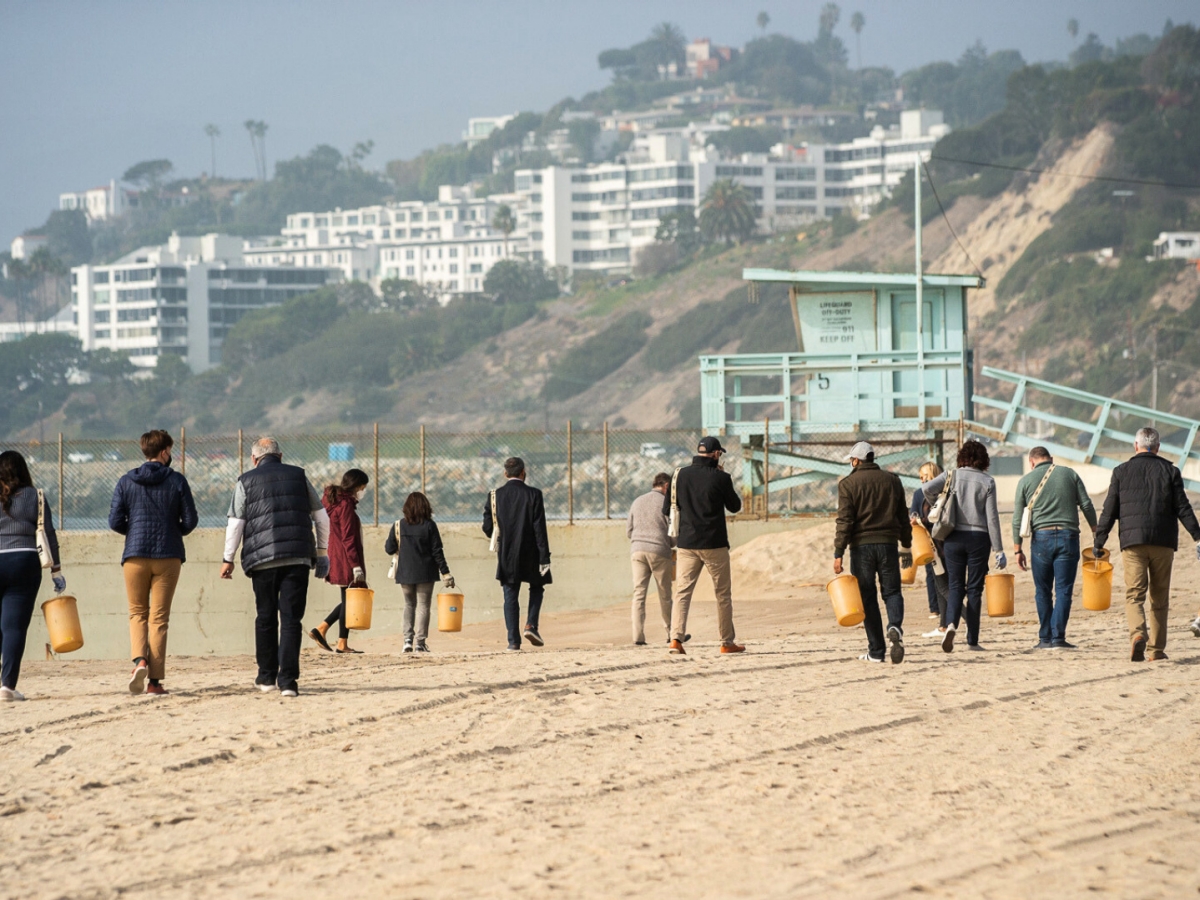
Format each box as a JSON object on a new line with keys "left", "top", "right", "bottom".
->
{"left": 384, "top": 492, "right": 453, "bottom": 653}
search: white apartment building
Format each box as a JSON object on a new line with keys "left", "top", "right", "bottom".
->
{"left": 59, "top": 179, "right": 138, "bottom": 223}
{"left": 248, "top": 185, "right": 527, "bottom": 296}
{"left": 10, "top": 233, "right": 49, "bottom": 260}
{"left": 464, "top": 114, "right": 516, "bottom": 148}
{"left": 71, "top": 233, "right": 340, "bottom": 373}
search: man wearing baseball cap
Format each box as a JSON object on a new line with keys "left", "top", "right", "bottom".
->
{"left": 661, "top": 436, "right": 745, "bottom": 655}
{"left": 833, "top": 441, "right": 913, "bottom": 663}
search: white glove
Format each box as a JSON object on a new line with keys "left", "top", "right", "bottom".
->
{"left": 995, "top": 552, "right": 1007, "bottom": 571}
{"left": 52, "top": 573, "right": 66, "bottom": 594}
{"left": 352, "top": 566, "right": 365, "bottom": 585}
{"left": 539, "top": 564, "right": 551, "bottom": 577}
{"left": 443, "top": 574, "right": 455, "bottom": 590}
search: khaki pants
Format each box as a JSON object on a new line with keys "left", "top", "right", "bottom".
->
{"left": 631, "top": 551, "right": 673, "bottom": 643}
{"left": 671, "top": 548, "right": 736, "bottom": 645}
{"left": 1123, "top": 545, "right": 1174, "bottom": 656}
{"left": 124, "top": 558, "right": 181, "bottom": 680}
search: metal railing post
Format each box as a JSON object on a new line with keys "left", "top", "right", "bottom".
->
{"left": 763, "top": 417, "right": 770, "bottom": 522}
{"left": 420, "top": 424, "right": 426, "bottom": 494}
{"left": 57, "top": 433, "right": 63, "bottom": 530}
{"left": 603, "top": 421, "right": 610, "bottom": 519}
{"left": 567, "top": 420, "right": 574, "bottom": 525}
{"left": 373, "top": 422, "right": 379, "bottom": 526}
{"left": 238, "top": 429, "right": 244, "bottom": 474}
{"left": 179, "top": 425, "right": 186, "bottom": 475}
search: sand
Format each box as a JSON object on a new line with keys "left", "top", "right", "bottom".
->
{"left": 5, "top": 560, "right": 1200, "bottom": 899}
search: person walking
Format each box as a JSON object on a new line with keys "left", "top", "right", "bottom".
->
{"left": 0, "top": 451, "right": 64, "bottom": 701}
{"left": 911, "top": 461, "right": 949, "bottom": 637}
{"left": 834, "top": 441, "right": 913, "bottom": 664}
{"left": 661, "top": 436, "right": 744, "bottom": 655}
{"left": 482, "top": 457, "right": 551, "bottom": 651}
{"left": 1094, "top": 427, "right": 1200, "bottom": 662}
{"left": 220, "top": 437, "right": 330, "bottom": 697}
{"left": 308, "top": 469, "right": 369, "bottom": 655}
{"left": 627, "top": 473, "right": 675, "bottom": 646}
{"left": 1012, "top": 447, "right": 1097, "bottom": 650}
{"left": 923, "top": 440, "right": 1006, "bottom": 654}
{"left": 384, "top": 491, "right": 454, "bottom": 653}
{"left": 108, "top": 429, "right": 198, "bottom": 695}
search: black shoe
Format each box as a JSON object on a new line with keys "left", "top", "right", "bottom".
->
{"left": 403, "top": 643, "right": 413, "bottom": 653}
{"left": 505, "top": 645, "right": 521, "bottom": 652}
{"left": 415, "top": 642, "right": 431, "bottom": 653}
{"left": 886, "top": 625, "right": 905, "bottom": 664}
{"left": 966, "top": 643, "right": 985, "bottom": 652}
{"left": 635, "top": 640, "right": 647, "bottom": 646}
{"left": 523, "top": 627, "right": 544, "bottom": 647}
{"left": 1051, "top": 640, "right": 1077, "bottom": 650}
{"left": 666, "top": 634, "right": 692, "bottom": 645}
{"left": 1034, "top": 641, "right": 1053, "bottom": 650}
{"left": 1131, "top": 635, "right": 1146, "bottom": 662}
{"left": 308, "top": 628, "right": 333, "bottom": 652}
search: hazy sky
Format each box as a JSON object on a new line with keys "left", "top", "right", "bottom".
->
{"left": 1, "top": 0, "right": 1193, "bottom": 242}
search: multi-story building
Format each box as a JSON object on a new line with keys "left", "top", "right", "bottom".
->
{"left": 246, "top": 185, "right": 527, "bottom": 296}
{"left": 9, "top": 233, "right": 49, "bottom": 260}
{"left": 71, "top": 233, "right": 340, "bottom": 373}
{"left": 58, "top": 179, "right": 138, "bottom": 223}
{"left": 464, "top": 113, "right": 516, "bottom": 148}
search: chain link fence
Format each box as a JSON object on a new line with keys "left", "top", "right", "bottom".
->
{"left": 0, "top": 426, "right": 974, "bottom": 530}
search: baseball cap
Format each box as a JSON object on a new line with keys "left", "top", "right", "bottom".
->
{"left": 697, "top": 436, "right": 726, "bottom": 454}
{"left": 845, "top": 440, "right": 874, "bottom": 461}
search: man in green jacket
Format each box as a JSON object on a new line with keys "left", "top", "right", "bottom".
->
{"left": 1012, "top": 447, "right": 1097, "bottom": 650}
{"left": 834, "top": 441, "right": 913, "bottom": 664}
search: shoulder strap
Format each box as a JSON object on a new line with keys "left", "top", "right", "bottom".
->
{"left": 36, "top": 488, "right": 44, "bottom": 531}
{"left": 670, "top": 467, "right": 682, "bottom": 510}
{"left": 1028, "top": 464, "right": 1056, "bottom": 511}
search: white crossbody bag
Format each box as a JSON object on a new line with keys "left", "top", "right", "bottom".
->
{"left": 666, "top": 468, "right": 682, "bottom": 539}
{"left": 386, "top": 519, "right": 402, "bottom": 580}
{"left": 488, "top": 490, "right": 500, "bottom": 553}
{"left": 35, "top": 489, "right": 54, "bottom": 570}
{"left": 1019, "top": 464, "right": 1056, "bottom": 540}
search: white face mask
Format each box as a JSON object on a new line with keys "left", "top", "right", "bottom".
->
{"left": 355, "top": 489, "right": 366, "bottom": 501}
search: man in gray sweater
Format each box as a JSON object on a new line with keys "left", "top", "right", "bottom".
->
{"left": 626, "top": 472, "right": 675, "bottom": 645}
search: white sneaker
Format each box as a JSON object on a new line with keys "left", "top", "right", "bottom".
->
{"left": 923, "top": 628, "right": 945, "bottom": 639}
{"left": 256, "top": 682, "right": 278, "bottom": 693}
{"left": 280, "top": 689, "right": 298, "bottom": 698}
{"left": 129, "top": 661, "right": 148, "bottom": 695}
{"left": 1190, "top": 617, "right": 1200, "bottom": 638}
{"left": 859, "top": 653, "right": 884, "bottom": 663}
{"left": 0, "top": 686, "right": 26, "bottom": 701}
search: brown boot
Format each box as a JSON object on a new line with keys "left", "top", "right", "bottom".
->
{"left": 1131, "top": 635, "right": 1146, "bottom": 662}
{"left": 668, "top": 640, "right": 686, "bottom": 655}
{"left": 720, "top": 643, "right": 746, "bottom": 654}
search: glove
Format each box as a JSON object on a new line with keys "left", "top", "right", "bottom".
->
{"left": 315, "top": 557, "right": 330, "bottom": 579}
{"left": 52, "top": 573, "right": 66, "bottom": 594}
{"left": 995, "top": 552, "right": 1007, "bottom": 571}
{"left": 898, "top": 550, "right": 913, "bottom": 570}
{"left": 352, "top": 566, "right": 365, "bottom": 585}
{"left": 1093, "top": 542, "right": 1105, "bottom": 558}
{"left": 539, "top": 564, "right": 551, "bottom": 577}
{"left": 443, "top": 574, "right": 455, "bottom": 590}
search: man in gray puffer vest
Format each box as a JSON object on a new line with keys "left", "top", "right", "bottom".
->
{"left": 220, "top": 437, "right": 330, "bottom": 696}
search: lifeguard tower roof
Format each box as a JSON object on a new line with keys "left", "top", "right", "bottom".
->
{"left": 742, "top": 268, "right": 983, "bottom": 288}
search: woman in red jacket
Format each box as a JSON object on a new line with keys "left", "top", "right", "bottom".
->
{"left": 309, "top": 468, "right": 369, "bottom": 654}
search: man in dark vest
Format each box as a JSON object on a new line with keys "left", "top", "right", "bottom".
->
{"left": 220, "top": 437, "right": 330, "bottom": 696}
{"left": 482, "top": 456, "right": 551, "bottom": 651}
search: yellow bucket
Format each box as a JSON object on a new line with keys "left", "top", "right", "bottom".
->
{"left": 911, "top": 523, "right": 935, "bottom": 567}
{"left": 344, "top": 587, "right": 374, "bottom": 630}
{"left": 901, "top": 562, "right": 917, "bottom": 585}
{"left": 42, "top": 595, "right": 84, "bottom": 654}
{"left": 985, "top": 573, "right": 1015, "bottom": 617}
{"left": 827, "top": 574, "right": 865, "bottom": 627}
{"left": 1081, "top": 559, "right": 1113, "bottom": 611}
{"left": 437, "top": 592, "right": 464, "bottom": 632}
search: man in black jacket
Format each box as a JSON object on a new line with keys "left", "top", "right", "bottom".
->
{"left": 1094, "top": 426, "right": 1200, "bottom": 661}
{"left": 833, "top": 441, "right": 913, "bottom": 664}
{"left": 482, "top": 457, "right": 551, "bottom": 651}
{"left": 661, "top": 436, "right": 744, "bottom": 655}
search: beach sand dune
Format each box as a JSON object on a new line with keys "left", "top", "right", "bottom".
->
{"left": 4, "top": 564, "right": 1200, "bottom": 898}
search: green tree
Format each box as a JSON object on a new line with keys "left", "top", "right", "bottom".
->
{"left": 1067, "top": 18, "right": 1079, "bottom": 43}
{"left": 491, "top": 203, "right": 516, "bottom": 257}
{"left": 567, "top": 118, "right": 601, "bottom": 162}
{"left": 380, "top": 278, "right": 435, "bottom": 311}
{"left": 204, "top": 124, "right": 220, "bottom": 177}
{"left": 122, "top": 159, "right": 173, "bottom": 190}
{"left": 483, "top": 260, "right": 558, "bottom": 303}
{"left": 650, "top": 22, "right": 687, "bottom": 72}
{"left": 654, "top": 208, "right": 701, "bottom": 256}
{"left": 699, "top": 179, "right": 757, "bottom": 245}
{"left": 757, "top": 11, "right": 770, "bottom": 32}
{"left": 850, "top": 11, "right": 865, "bottom": 68}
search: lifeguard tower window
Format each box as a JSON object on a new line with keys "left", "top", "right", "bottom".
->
{"left": 701, "top": 269, "right": 981, "bottom": 439}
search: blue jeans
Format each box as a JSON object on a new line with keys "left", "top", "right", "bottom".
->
{"left": 0, "top": 551, "right": 42, "bottom": 689}
{"left": 944, "top": 530, "right": 991, "bottom": 645}
{"left": 1030, "top": 529, "right": 1079, "bottom": 644}
{"left": 850, "top": 543, "right": 904, "bottom": 660}
{"left": 502, "top": 582, "right": 544, "bottom": 649}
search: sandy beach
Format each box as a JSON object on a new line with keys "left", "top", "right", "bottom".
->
{"left": 4, "top": 556, "right": 1200, "bottom": 900}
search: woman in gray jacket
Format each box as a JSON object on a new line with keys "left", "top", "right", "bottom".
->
{"left": 383, "top": 492, "right": 454, "bottom": 653}
{"left": 923, "top": 440, "right": 1007, "bottom": 653}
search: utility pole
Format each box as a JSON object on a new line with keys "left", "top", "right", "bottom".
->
{"left": 914, "top": 157, "right": 925, "bottom": 421}
{"left": 1150, "top": 328, "right": 1158, "bottom": 427}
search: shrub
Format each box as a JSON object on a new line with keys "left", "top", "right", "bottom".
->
{"left": 543, "top": 312, "right": 653, "bottom": 401}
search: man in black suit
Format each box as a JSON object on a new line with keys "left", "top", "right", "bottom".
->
{"left": 482, "top": 457, "right": 552, "bottom": 651}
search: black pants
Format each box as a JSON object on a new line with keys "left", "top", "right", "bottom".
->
{"left": 323, "top": 587, "right": 348, "bottom": 639}
{"left": 502, "top": 582, "right": 544, "bottom": 649}
{"left": 251, "top": 564, "right": 309, "bottom": 691}
{"left": 944, "top": 530, "right": 991, "bottom": 645}
{"left": 0, "top": 552, "right": 40, "bottom": 689}
{"left": 850, "top": 543, "right": 904, "bottom": 660}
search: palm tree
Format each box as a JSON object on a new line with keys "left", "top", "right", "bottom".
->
{"left": 492, "top": 204, "right": 516, "bottom": 257}
{"left": 699, "top": 179, "right": 757, "bottom": 246}
{"left": 1067, "top": 18, "right": 1079, "bottom": 43}
{"left": 244, "top": 119, "right": 268, "bottom": 180}
{"left": 204, "top": 124, "right": 220, "bottom": 178}
{"left": 850, "top": 11, "right": 865, "bottom": 69}
{"left": 650, "top": 21, "right": 686, "bottom": 73}
{"left": 756, "top": 11, "right": 770, "bottom": 32}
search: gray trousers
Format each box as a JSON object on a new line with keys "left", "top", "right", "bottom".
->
{"left": 402, "top": 582, "right": 435, "bottom": 644}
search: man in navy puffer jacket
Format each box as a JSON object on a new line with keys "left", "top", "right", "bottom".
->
{"left": 109, "top": 429, "right": 198, "bottom": 695}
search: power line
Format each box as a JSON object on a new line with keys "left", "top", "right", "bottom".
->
{"left": 920, "top": 161, "right": 984, "bottom": 281}
{"left": 928, "top": 154, "right": 1200, "bottom": 191}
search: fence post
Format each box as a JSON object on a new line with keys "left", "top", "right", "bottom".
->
{"left": 567, "top": 420, "right": 574, "bottom": 525}
{"left": 419, "top": 424, "right": 426, "bottom": 494}
{"left": 238, "top": 429, "right": 244, "bottom": 474}
{"left": 57, "top": 433, "right": 63, "bottom": 530}
{"left": 373, "top": 422, "right": 380, "bottom": 527}
{"left": 763, "top": 418, "right": 770, "bottom": 522}
{"left": 180, "top": 425, "right": 186, "bottom": 475}
{"left": 603, "top": 421, "right": 610, "bottom": 520}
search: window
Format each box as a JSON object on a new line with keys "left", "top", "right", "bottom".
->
{"left": 312, "top": 254, "right": 323, "bottom": 265}
{"left": 775, "top": 167, "right": 816, "bottom": 181}
{"left": 94, "top": 310, "right": 110, "bottom": 323}
{"left": 530, "top": 231, "right": 543, "bottom": 240}
{"left": 406, "top": 265, "right": 415, "bottom": 276}
{"left": 627, "top": 165, "right": 692, "bottom": 183}
{"left": 533, "top": 174, "right": 542, "bottom": 184}
{"left": 449, "top": 264, "right": 458, "bottom": 274}
{"left": 394, "top": 211, "right": 407, "bottom": 222}
{"left": 428, "top": 210, "right": 439, "bottom": 221}
{"left": 394, "top": 229, "right": 406, "bottom": 238}
{"left": 94, "top": 290, "right": 110, "bottom": 304}
{"left": 411, "top": 211, "right": 422, "bottom": 222}
{"left": 300, "top": 217, "right": 310, "bottom": 227}
{"left": 363, "top": 214, "right": 376, "bottom": 224}
{"left": 437, "top": 248, "right": 443, "bottom": 259}
{"left": 94, "top": 329, "right": 110, "bottom": 339}
{"left": 572, "top": 248, "right": 630, "bottom": 263}
{"left": 631, "top": 185, "right": 694, "bottom": 201}
{"left": 775, "top": 186, "right": 816, "bottom": 200}
{"left": 410, "top": 227, "right": 423, "bottom": 238}
{"left": 332, "top": 216, "right": 343, "bottom": 226}
{"left": 449, "top": 280, "right": 459, "bottom": 290}
{"left": 444, "top": 209, "right": 454, "bottom": 221}
{"left": 715, "top": 165, "right": 764, "bottom": 177}
{"left": 94, "top": 271, "right": 110, "bottom": 284}
{"left": 449, "top": 247, "right": 457, "bottom": 258}
{"left": 515, "top": 174, "right": 531, "bottom": 191}
{"left": 530, "top": 193, "right": 542, "bottom": 203}
{"left": 315, "top": 216, "right": 329, "bottom": 226}
{"left": 530, "top": 211, "right": 543, "bottom": 222}
{"left": 347, "top": 215, "right": 359, "bottom": 225}
{"left": 469, "top": 263, "right": 482, "bottom": 273}
{"left": 382, "top": 229, "right": 390, "bottom": 239}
